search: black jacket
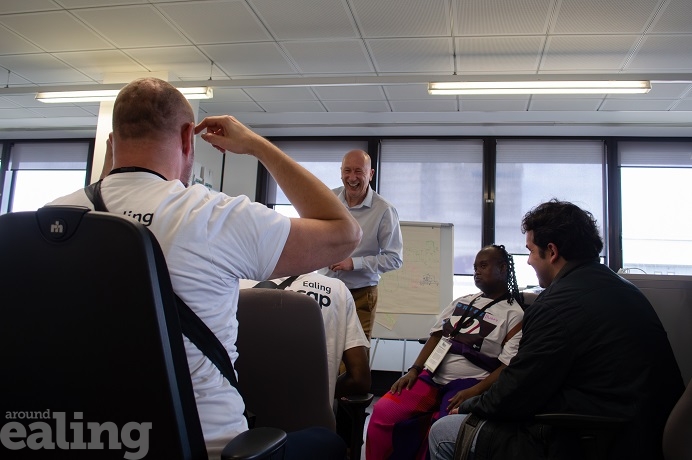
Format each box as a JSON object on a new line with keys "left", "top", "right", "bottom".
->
{"left": 462, "top": 259, "right": 684, "bottom": 459}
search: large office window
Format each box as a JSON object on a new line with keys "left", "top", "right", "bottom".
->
{"left": 267, "top": 140, "right": 368, "bottom": 217}
{"left": 2, "top": 142, "right": 89, "bottom": 213}
{"left": 379, "top": 139, "right": 484, "bottom": 275}
{"left": 495, "top": 140, "right": 605, "bottom": 287}
{"left": 619, "top": 142, "right": 692, "bottom": 275}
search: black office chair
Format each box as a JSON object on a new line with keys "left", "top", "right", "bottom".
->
{"left": 0, "top": 206, "right": 284, "bottom": 459}
{"left": 235, "top": 288, "right": 336, "bottom": 433}
{"left": 663, "top": 380, "right": 692, "bottom": 460}
{"left": 238, "top": 286, "right": 373, "bottom": 460}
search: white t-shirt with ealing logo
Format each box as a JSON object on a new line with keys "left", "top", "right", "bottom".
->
{"left": 49, "top": 171, "right": 291, "bottom": 458}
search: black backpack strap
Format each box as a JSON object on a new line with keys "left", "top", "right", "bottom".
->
{"left": 175, "top": 295, "right": 252, "bottom": 424}
{"left": 276, "top": 275, "right": 298, "bottom": 290}
{"left": 175, "top": 295, "right": 240, "bottom": 389}
{"left": 84, "top": 181, "right": 108, "bottom": 212}
{"left": 253, "top": 275, "right": 298, "bottom": 290}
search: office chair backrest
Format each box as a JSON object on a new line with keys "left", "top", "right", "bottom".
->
{"left": 235, "top": 288, "right": 336, "bottom": 433}
{"left": 0, "top": 206, "right": 207, "bottom": 459}
{"left": 663, "top": 380, "right": 692, "bottom": 460}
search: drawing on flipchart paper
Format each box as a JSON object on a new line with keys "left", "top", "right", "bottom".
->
{"left": 378, "top": 227, "right": 442, "bottom": 315}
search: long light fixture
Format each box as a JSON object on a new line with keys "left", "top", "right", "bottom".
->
{"left": 428, "top": 80, "right": 651, "bottom": 95}
{"left": 36, "top": 86, "right": 213, "bottom": 103}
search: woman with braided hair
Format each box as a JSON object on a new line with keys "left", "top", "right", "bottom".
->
{"left": 365, "top": 245, "right": 524, "bottom": 460}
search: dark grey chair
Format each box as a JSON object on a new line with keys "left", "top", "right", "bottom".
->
{"left": 235, "top": 289, "right": 337, "bottom": 433}
{"left": 0, "top": 206, "right": 284, "bottom": 459}
{"left": 663, "top": 380, "right": 692, "bottom": 460}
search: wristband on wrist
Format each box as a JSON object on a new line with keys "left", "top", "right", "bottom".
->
{"left": 407, "top": 364, "right": 423, "bottom": 374}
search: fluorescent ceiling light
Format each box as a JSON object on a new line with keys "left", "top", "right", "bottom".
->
{"left": 428, "top": 80, "right": 651, "bottom": 95}
{"left": 36, "top": 86, "right": 213, "bottom": 103}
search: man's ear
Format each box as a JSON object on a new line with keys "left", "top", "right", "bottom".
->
{"left": 546, "top": 243, "right": 560, "bottom": 263}
{"left": 181, "top": 121, "right": 195, "bottom": 157}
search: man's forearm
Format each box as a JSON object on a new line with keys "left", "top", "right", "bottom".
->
{"left": 254, "top": 139, "right": 355, "bottom": 224}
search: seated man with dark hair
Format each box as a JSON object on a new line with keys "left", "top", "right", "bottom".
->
{"left": 428, "top": 199, "right": 684, "bottom": 460}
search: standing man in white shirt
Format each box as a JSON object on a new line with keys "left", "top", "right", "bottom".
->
{"left": 323, "top": 149, "right": 404, "bottom": 342}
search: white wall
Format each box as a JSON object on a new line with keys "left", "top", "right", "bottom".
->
{"left": 221, "top": 153, "right": 259, "bottom": 199}
{"left": 193, "top": 139, "right": 258, "bottom": 199}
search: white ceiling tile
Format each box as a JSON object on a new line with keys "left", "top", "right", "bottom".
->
{"left": 456, "top": 36, "right": 544, "bottom": 72}
{"left": 249, "top": 0, "right": 357, "bottom": 40}
{"left": 199, "top": 101, "right": 265, "bottom": 115}
{"left": 3, "top": 72, "right": 32, "bottom": 86}
{"left": 282, "top": 40, "right": 373, "bottom": 74}
{"left": 28, "top": 105, "right": 97, "bottom": 117}
{"left": 200, "top": 43, "right": 297, "bottom": 76}
{"left": 312, "top": 85, "right": 386, "bottom": 100}
{"left": 77, "top": 103, "right": 100, "bottom": 116}
{"left": 52, "top": 50, "right": 147, "bottom": 81}
{"left": 670, "top": 99, "right": 692, "bottom": 111}
{"left": 257, "top": 100, "right": 326, "bottom": 112}
{"left": 0, "top": 0, "right": 61, "bottom": 14}
{"left": 0, "top": 54, "right": 94, "bottom": 84}
{"left": 456, "top": 0, "right": 552, "bottom": 35}
{"left": 0, "top": 107, "right": 43, "bottom": 118}
{"left": 124, "top": 46, "right": 216, "bottom": 80}
{"left": 73, "top": 5, "right": 190, "bottom": 48}
{"left": 528, "top": 98, "right": 603, "bottom": 111}
{"left": 0, "top": 25, "right": 42, "bottom": 54}
{"left": 159, "top": 0, "right": 272, "bottom": 44}
{"left": 5, "top": 93, "right": 57, "bottom": 108}
{"left": 460, "top": 98, "right": 529, "bottom": 111}
{"left": 56, "top": 0, "right": 149, "bottom": 6}
{"left": 0, "top": 11, "right": 114, "bottom": 52}
{"left": 600, "top": 99, "right": 676, "bottom": 111}
{"left": 323, "top": 100, "right": 390, "bottom": 112}
{"left": 0, "top": 97, "right": 19, "bottom": 109}
{"left": 553, "top": 0, "right": 660, "bottom": 34}
{"left": 627, "top": 35, "right": 692, "bottom": 71}
{"left": 541, "top": 35, "right": 638, "bottom": 71}
{"left": 351, "top": 0, "right": 449, "bottom": 38}
{"left": 390, "top": 99, "right": 457, "bottom": 112}
{"left": 650, "top": 0, "right": 692, "bottom": 33}
{"left": 244, "top": 87, "right": 316, "bottom": 101}
{"left": 367, "top": 38, "right": 453, "bottom": 73}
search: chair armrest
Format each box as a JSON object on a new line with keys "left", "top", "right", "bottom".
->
{"left": 534, "top": 413, "right": 628, "bottom": 430}
{"left": 337, "top": 394, "right": 374, "bottom": 460}
{"left": 221, "top": 427, "right": 287, "bottom": 460}
{"left": 340, "top": 393, "right": 374, "bottom": 409}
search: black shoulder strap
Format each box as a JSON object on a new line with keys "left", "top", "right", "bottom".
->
{"left": 174, "top": 294, "right": 240, "bottom": 389}
{"left": 174, "top": 295, "right": 251, "bottom": 423}
{"left": 253, "top": 275, "right": 298, "bottom": 290}
{"left": 83, "top": 182, "right": 242, "bottom": 394}
{"left": 85, "top": 181, "right": 108, "bottom": 212}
